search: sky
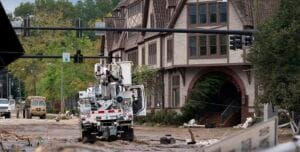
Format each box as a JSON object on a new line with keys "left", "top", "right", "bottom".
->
{"left": 0, "top": 0, "right": 78, "bottom": 13}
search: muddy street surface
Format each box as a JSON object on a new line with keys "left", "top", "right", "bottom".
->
{"left": 0, "top": 116, "right": 293, "bottom": 152}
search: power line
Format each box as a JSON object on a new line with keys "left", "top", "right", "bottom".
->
{"left": 13, "top": 27, "right": 255, "bottom": 35}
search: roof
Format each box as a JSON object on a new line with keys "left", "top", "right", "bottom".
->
{"left": 0, "top": 2, "right": 24, "bottom": 69}
{"left": 230, "top": 0, "right": 254, "bottom": 26}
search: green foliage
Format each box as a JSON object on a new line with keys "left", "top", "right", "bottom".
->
{"left": 248, "top": 0, "right": 300, "bottom": 111}
{"left": 9, "top": 4, "right": 98, "bottom": 103}
{"left": 14, "top": 2, "right": 35, "bottom": 17}
{"left": 181, "top": 74, "right": 226, "bottom": 121}
{"left": 132, "top": 65, "right": 161, "bottom": 97}
{"left": 136, "top": 110, "right": 183, "bottom": 126}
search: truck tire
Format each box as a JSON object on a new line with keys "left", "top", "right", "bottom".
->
{"left": 5, "top": 113, "right": 11, "bottom": 119}
{"left": 40, "top": 115, "right": 46, "bottom": 119}
{"left": 82, "top": 131, "right": 96, "bottom": 143}
{"left": 121, "top": 127, "right": 134, "bottom": 142}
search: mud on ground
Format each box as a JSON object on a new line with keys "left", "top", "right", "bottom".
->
{"left": 0, "top": 117, "right": 293, "bottom": 152}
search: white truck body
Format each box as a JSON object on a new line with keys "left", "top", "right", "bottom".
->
{"left": 79, "top": 61, "right": 146, "bottom": 142}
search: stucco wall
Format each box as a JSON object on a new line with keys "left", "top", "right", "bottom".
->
{"left": 228, "top": 2, "right": 245, "bottom": 64}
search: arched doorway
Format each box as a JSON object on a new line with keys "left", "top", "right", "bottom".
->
{"left": 188, "top": 69, "right": 246, "bottom": 127}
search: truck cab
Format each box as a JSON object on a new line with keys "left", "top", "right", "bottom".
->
{"left": 25, "top": 96, "right": 47, "bottom": 119}
{"left": 0, "top": 98, "right": 11, "bottom": 118}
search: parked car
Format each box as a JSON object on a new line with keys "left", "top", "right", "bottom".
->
{"left": 0, "top": 98, "right": 11, "bottom": 118}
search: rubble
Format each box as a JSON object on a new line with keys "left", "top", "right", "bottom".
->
{"left": 233, "top": 117, "right": 253, "bottom": 129}
{"left": 183, "top": 119, "right": 205, "bottom": 128}
{"left": 55, "top": 111, "right": 73, "bottom": 122}
{"left": 160, "top": 134, "right": 176, "bottom": 144}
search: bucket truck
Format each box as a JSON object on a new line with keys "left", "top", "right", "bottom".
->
{"left": 79, "top": 61, "right": 146, "bottom": 142}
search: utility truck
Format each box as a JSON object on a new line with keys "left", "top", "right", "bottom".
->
{"left": 79, "top": 61, "right": 146, "bottom": 142}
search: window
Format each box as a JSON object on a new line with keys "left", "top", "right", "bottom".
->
{"left": 209, "top": 35, "right": 217, "bottom": 55}
{"left": 188, "top": 5, "right": 197, "bottom": 24}
{"left": 198, "top": 4, "right": 207, "bottom": 24}
{"left": 128, "top": 1, "right": 142, "bottom": 17}
{"left": 127, "top": 50, "right": 138, "bottom": 65}
{"left": 220, "top": 35, "right": 227, "bottom": 55}
{"left": 142, "top": 47, "right": 145, "bottom": 65}
{"left": 167, "top": 38, "right": 174, "bottom": 62}
{"left": 148, "top": 43, "right": 157, "bottom": 65}
{"left": 209, "top": 3, "right": 217, "bottom": 23}
{"left": 189, "top": 36, "right": 197, "bottom": 57}
{"left": 171, "top": 76, "right": 180, "bottom": 107}
{"left": 219, "top": 2, "right": 227, "bottom": 23}
{"left": 188, "top": 2, "right": 227, "bottom": 26}
{"left": 199, "top": 35, "right": 207, "bottom": 56}
{"left": 188, "top": 35, "right": 228, "bottom": 58}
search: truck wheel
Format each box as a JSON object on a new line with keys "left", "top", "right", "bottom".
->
{"left": 5, "top": 113, "right": 11, "bottom": 119}
{"left": 40, "top": 115, "right": 46, "bottom": 119}
{"left": 122, "top": 127, "right": 134, "bottom": 142}
{"left": 82, "top": 131, "right": 96, "bottom": 143}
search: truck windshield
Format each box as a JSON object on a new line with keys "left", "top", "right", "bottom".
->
{"left": 31, "top": 100, "right": 46, "bottom": 106}
{"left": 0, "top": 99, "right": 8, "bottom": 104}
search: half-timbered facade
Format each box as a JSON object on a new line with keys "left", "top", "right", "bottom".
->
{"left": 103, "top": 0, "right": 279, "bottom": 126}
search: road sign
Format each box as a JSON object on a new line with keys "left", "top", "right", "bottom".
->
{"left": 95, "top": 22, "right": 106, "bottom": 36}
{"left": 62, "top": 52, "right": 70, "bottom": 62}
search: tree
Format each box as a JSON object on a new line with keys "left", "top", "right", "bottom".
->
{"left": 248, "top": 0, "right": 300, "bottom": 111}
{"left": 14, "top": 2, "right": 35, "bottom": 18}
{"left": 181, "top": 74, "right": 226, "bottom": 121}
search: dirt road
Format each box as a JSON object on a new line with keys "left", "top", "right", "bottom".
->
{"left": 0, "top": 117, "right": 293, "bottom": 152}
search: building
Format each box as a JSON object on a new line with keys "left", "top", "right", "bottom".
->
{"left": 103, "top": 0, "right": 279, "bottom": 126}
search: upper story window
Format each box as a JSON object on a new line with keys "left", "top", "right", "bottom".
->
{"left": 167, "top": 38, "right": 174, "bottom": 62}
{"left": 188, "top": 34, "right": 228, "bottom": 58}
{"left": 188, "top": 2, "right": 227, "bottom": 26}
{"left": 148, "top": 43, "right": 157, "bottom": 65}
{"left": 209, "top": 3, "right": 217, "bottom": 23}
{"left": 198, "top": 4, "right": 207, "bottom": 24}
{"left": 188, "top": 5, "right": 197, "bottom": 24}
{"left": 128, "top": 1, "right": 142, "bottom": 17}
{"left": 219, "top": 2, "right": 227, "bottom": 23}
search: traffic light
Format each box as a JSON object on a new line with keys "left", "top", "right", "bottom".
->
{"left": 75, "top": 18, "right": 82, "bottom": 38}
{"left": 229, "top": 35, "right": 236, "bottom": 50}
{"left": 74, "top": 49, "right": 83, "bottom": 63}
{"left": 229, "top": 35, "right": 242, "bottom": 50}
{"left": 235, "top": 35, "right": 242, "bottom": 49}
{"left": 244, "top": 35, "right": 253, "bottom": 46}
{"left": 23, "top": 17, "right": 30, "bottom": 37}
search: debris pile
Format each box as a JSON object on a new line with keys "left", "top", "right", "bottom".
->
{"left": 34, "top": 143, "right": 107, "bottom": 152}
{"left": 183, "top": 119, "right": 205, "bottom": 128}
{"left": 0, "top": 129, "right": 32, "bottom": 141}
{"left": 160, "top": 134, "right": 176, "bottom": 144}
{"left": 233, "top": 117, "right": 254, "bottom": 129}
{"left": 55, "top": 111, "right": 73, "bottom": 122}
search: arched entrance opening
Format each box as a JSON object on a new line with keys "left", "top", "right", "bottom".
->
{"left": 188, "top": 70, "right": 244, "bottom": 127}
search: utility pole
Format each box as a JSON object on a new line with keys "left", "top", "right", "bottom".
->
{"left": 60, "top": 63, "right": 65, "bottom": 113}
